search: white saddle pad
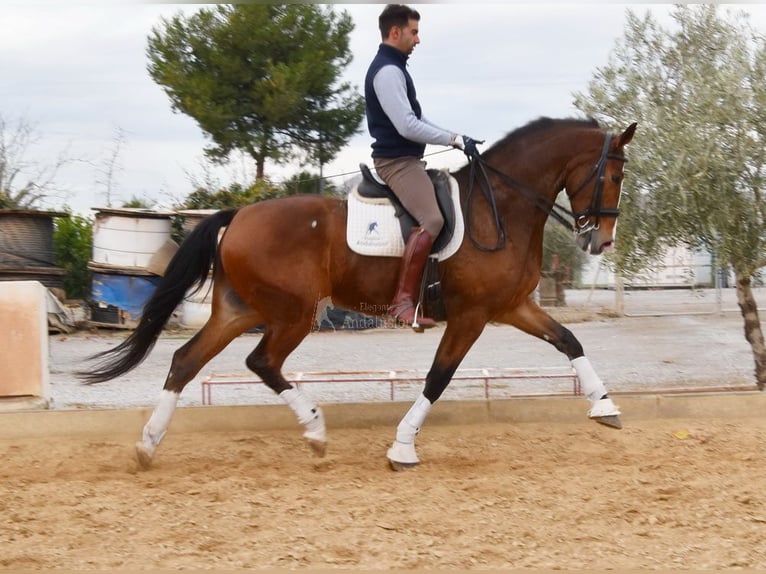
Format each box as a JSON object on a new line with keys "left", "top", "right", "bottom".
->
{"left": 346, "top": 173, "right": 464, "bottom": 260}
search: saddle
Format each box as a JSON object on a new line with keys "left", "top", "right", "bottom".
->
{"left": 357, "top": 163, "right": 457, "bottom": 252}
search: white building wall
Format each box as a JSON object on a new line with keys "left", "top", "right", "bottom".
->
{"left": 579, "top": 246, "right": 716, "bottom": 289}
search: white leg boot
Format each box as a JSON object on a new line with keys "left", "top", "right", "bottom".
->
{"left": 571, "top": 356, "right": 621, "bottom": 427}
{"left": 387, "top": 393, "right": 432, "bottom": 470}
{"left": 281, "top": 387, "right": 327, "bottom": 456}
{"left": 136, "top": 390, "right": 178, "bottom": 469}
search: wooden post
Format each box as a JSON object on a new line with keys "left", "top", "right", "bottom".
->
{"left": 615, "top": 273, "right": 625, "bottom": 317}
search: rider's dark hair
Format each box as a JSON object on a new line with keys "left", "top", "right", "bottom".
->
{"left": 378, "top": 4, "right": 420, "bottom": 40}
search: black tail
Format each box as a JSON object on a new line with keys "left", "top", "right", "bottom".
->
{"left": 79, "top": 209, "right": 239, "bottom": 384}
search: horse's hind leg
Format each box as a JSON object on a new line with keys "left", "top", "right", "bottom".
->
{"left": 245, "top": 317, "right": 327, "bottom": 456}
{"left": 499, "top": 298, "right": 622, "bottom": 428}
{"left": 136, "top": 285, "right": 261, "bottom": 468}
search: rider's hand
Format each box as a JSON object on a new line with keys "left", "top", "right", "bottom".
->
{"left": 451, "top": 134, "right": 484, "bottom": 159}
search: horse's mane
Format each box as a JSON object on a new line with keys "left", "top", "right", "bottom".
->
{"left": 483, "top": 116, "right": 600, "bottom": 156}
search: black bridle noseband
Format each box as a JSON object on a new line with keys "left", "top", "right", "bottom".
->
{"left": 464, "top": 132, "right": 627, "bottom": 251}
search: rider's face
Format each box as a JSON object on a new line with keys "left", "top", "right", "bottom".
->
{"left": 392, "top": 19, "right": 420, "bottom": 55}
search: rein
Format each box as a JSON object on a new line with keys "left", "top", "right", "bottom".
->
{"left": 465, "top": 155, "right": 506, "bottom": 252}
{"left": 463, "top": 132, "right": 627, "bottom": 246}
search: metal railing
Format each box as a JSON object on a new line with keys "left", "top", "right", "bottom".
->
{"left": 201, "top": 367, "right": 581, "bottom": 406}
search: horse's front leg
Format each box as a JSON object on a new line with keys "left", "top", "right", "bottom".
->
{"left": 387, "top": 314, "right": 487, "bottom": 470}
{"left": 499, "top": 298, "right": 622, "bottom": 428}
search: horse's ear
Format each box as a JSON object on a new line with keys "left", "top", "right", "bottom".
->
{"left": 618, "top": 123, "right": 637, "bottom": 147}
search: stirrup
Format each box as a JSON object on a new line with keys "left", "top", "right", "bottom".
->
{"left": 411, "top": 302, "right": 434, "bottom": 332}
{"left": 389, "top": 301, "right": 436, "bottom": 332}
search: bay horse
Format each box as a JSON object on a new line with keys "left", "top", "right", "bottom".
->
{"left": 81, "top": 117, "right": 637, "bottom": 470}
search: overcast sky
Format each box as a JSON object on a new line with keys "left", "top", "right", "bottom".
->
{"left": 3, "top": 3, "right": 765, "bottom": 215}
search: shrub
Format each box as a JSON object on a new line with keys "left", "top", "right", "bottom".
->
{"left": 53, "top": 213, "right": 93, "bottom": 299}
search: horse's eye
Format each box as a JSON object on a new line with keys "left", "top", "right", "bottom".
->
{"left": 611, "top": 175, "right": 622, "bottom": 184}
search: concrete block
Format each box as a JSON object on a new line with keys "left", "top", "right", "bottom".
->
{"left": 0, "top": 281, "right": 48, "bottom": 407}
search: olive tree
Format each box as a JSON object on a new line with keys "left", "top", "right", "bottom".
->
{"left": 574, "top": 5, "right": 766, "bottom": 388}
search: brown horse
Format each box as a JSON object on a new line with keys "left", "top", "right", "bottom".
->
{"left": 82, "top": 117, "right": 636, "bottom": 470}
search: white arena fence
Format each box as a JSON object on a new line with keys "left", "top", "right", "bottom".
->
{"left": 201, "top": 367, "right": 581, "bottom": 406}
{"left": 568, "top": 286, "right": 766, "bottom": 318}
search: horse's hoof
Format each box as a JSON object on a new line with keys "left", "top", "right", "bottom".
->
{"left": 135, "top": 441, "right": 155, "bottom": 470}
{"left": 593, "top": 415, "right": 623, "bottom": 429}
{"left": 388, "top": 459, "right": 419, "bottom": 472}
{"left": 305, "top": 438, "right": 327, "bottom": 458}
{"left": 386, "top": 441, "right": 420, "bottom": 471}
{"left": 588, "top": 398, "right": 621, "bottom": 429}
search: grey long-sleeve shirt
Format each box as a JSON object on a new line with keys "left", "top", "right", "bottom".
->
{"left": 372, "top": 65, "right": 455, "bottom": 147}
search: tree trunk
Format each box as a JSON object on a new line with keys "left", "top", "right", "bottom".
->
{"left": 734, "top": 271, "right": 766, "bottom": 389}
{"left": 256, "top": 157, "right": 265, "bottom": 181}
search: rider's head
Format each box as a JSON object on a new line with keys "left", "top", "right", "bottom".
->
{"left": 378, "top": 4, "right": 421, "bottom": 55}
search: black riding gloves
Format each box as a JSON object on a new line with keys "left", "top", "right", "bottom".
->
{"left": 462, "top": 136, "right": 483, "bottom": 159}
{"left": 451, "top": 134, "right": 484, "bottom": 159}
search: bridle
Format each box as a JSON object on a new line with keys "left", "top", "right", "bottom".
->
{"left": 463, "top": 132, "right": 627, "bottom": 251}
{"left": 567, "top": 132, "right": 628, "bottom": 237}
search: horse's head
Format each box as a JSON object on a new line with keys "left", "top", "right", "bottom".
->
{"left": 565, "top": 122, "right": 637, "bottom": 255}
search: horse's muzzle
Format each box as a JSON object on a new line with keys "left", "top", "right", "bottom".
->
{"left": 576, "top": 230, "right": 614, "bottom": 255}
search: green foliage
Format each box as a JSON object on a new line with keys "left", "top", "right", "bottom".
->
{"left": 281, "top": 170, "right": 338, "bottom": 196}
{"left": 180, "top": 180, "right": 283, "bottom": 210}
{"left": 0, "top": 189, "right": 36, "bottom": 209}
{"left": 573, "top": 5, "right": 766, "bottom": 280}
{"left": 147, "top": 5, "right": 365, "bottom": 180}
{"left": 121, "top": 196, "right": 155, "bottom": 209}
{"left": 53, "top": 213, "right": 93, "bottom": 299}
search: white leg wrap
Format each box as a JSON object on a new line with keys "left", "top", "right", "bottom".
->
{"left": 571, "top": 356, "right": 608, "bottom": 404}
{"left": 395, "top": 393, "right": 432, "bottom": 445}
{"left": 281, "top": 387, "right": 326, "bottom": 443}
{"left": 571, "top": 357, "right": 621, "bottom": 418}
{"left": 141, "top": 390, "right": 179, "bottom": 448}
{"left": 387, "top": 394, "right": 432, "bottom": 465}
